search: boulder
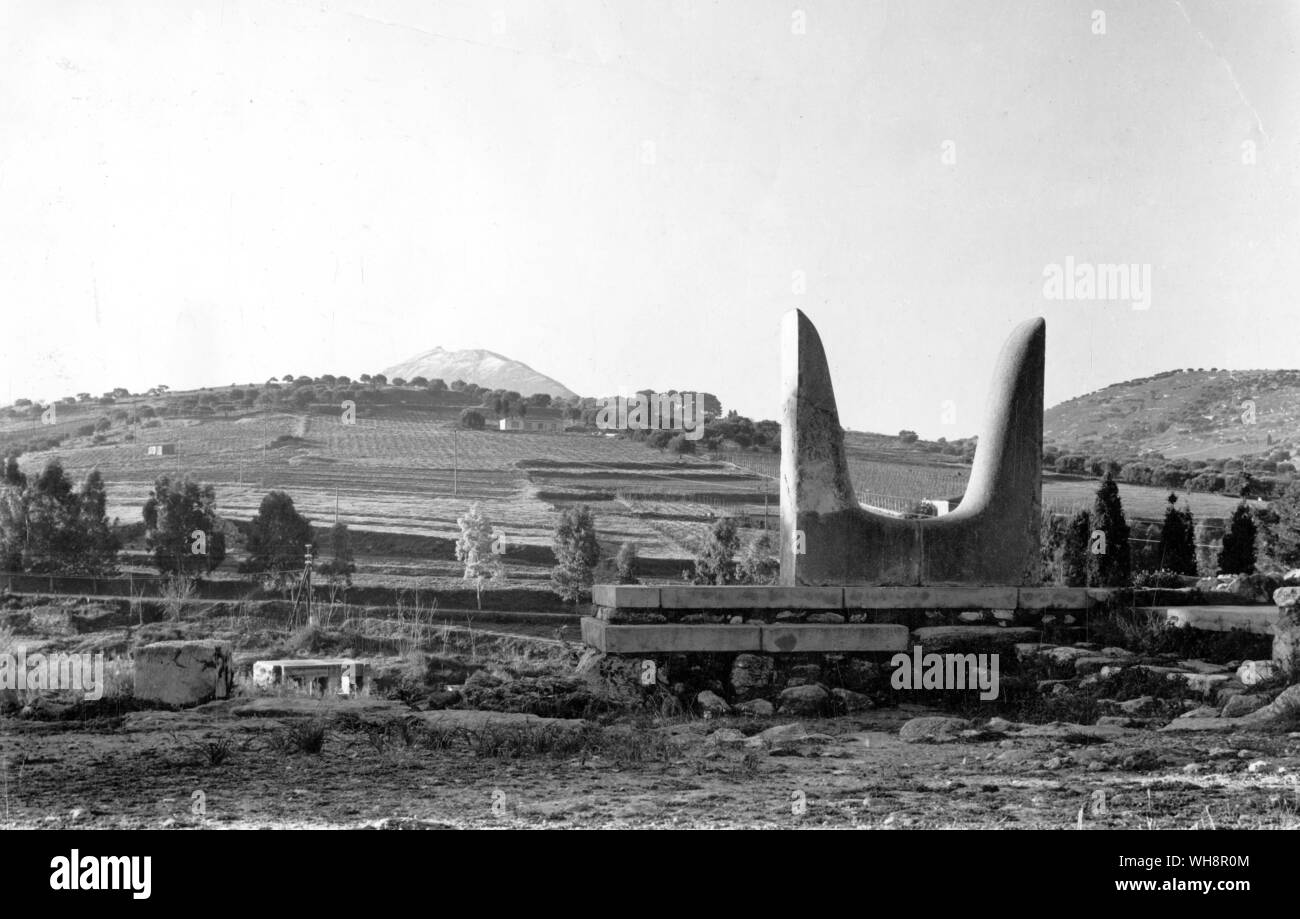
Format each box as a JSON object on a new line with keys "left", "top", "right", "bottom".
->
{"left": 831, "top": 687, "right": 874, "bottom": 713}
{"left": 1117, "top": 695, "right": 1158, "bottom": 715}
{"left": 134, "top": 640, "right": 233, "bottom": 708}
{"left": 696, "top": 690, "right": 731, "bottom": 718}
{"left": 728, "top": 653, "right": 774, "bottom": 701}
{"left": 899, "top": 716, "right": 972, "bottom": 743}
{"left": 777, "top": 683, "right": 830, "bottom": 716}
{"left": 1237, "top": 660, "right": 1279, "bottom": 687}
{"left": 1273, "top": 587, "right": 1300, "bottom": 674}
{"left": 1221, "top": 694, "right": 1269, "bottom": 718}
{"left": 736, "top": 698, "right": 774, "bottom": 717}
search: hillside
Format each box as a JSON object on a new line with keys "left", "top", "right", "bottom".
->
{"left": 382, "top": 347, "right": 577, "bottom": 400}
{"left": 1044, "top": 368, "right": 1300, "bottom": 461}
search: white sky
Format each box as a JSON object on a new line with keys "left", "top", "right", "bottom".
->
{"left": 1, "top": 0, "right": 1296, "bottom": 437}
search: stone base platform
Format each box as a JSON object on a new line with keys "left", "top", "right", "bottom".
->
{"left": 1158, "top": 606, "right": 1276, "bottom": 635}
{"left": 582, "top": 617, "right": 910, "bottom": 654}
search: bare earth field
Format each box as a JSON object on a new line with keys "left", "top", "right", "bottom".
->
{"left": 4, "top": 691, "right": 1299, "bottom": 829}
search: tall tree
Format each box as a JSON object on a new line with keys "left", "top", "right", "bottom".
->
{"left": 241, "top": 491, "right": 314, "bottom": 585}
{"left": 1062, "top": 509, "right": 1092, "bottom": 587}
{"left": 142, "top": 475, "right": 227, "bottom": 575}
{"left": 1157, "top": 493, "right": 1197, "bottom": 576}
{"left": 550, "top": 506, "right": 600, "bottom": 604}
{"left": 75, "top": 469, "right": 120, "bottom": 575}
{"left": 1091, "top": 473, "right": 1131, "bottom": 587}
{"left": 1218, "top": 502, "right": 1257, "bottom": 575}
{"left": 316, "top": 521, "right": 356, "bottom": 590}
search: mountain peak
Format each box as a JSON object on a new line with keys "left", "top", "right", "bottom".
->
{"left": 381, "top": 347, "right": 577, "bottom": 399}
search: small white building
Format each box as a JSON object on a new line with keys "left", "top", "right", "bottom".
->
{"left": 146, "top": 443, "right": 177, "bottom": 456}
{"left": 498, "top": 417, "right": 562, "bottom": 433}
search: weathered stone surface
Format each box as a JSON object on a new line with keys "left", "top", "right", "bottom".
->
{"left": 736, "top": 698, "right": 774, "bottom": 717}
{"left": 779, "top": 310, "right": 1044, "bottom": 587}
{"left": 843, "top": 586, "right": 1019, "bottom": 609}
{"left": 1118, "top": 696, "right": 1158, "bottom": 715}
{"left": 806, "top": 612, "right": 845, "bottom": 623}
{"left": 232, "top": 695, "right": 407, "bottom": 720}
{"left": 1238, "top": 660, "right": 1279, "bottom": 687}
{"left": 1221, "top": 694, "right": 1269, "bottom": 718}
{"left": 1179, "top": 706, "right": 1222, "bottom": 719}
{"left": 783, "top": 663, "right": 822, "bottom": 687}
{"left": 1163, "top": 606, "right": 1275, "bottom": 635}
{"left": 680, "top": 613, "right": 726, "bottom": 624}
{"left": 134, "top": 640, "right": 233, "bottom": 708}
{"left": 697, "top": 690, "right": 731, "bottom": 717}
{"left": 729, "top": 653, "right": 775, "bottom": 701}
{"left": 1161, "top": 684, "right": 1300, "bottom": 731}
{"left": 590, "top": 585, "right": 661, "bottom": 608}
{"left": 1274, "top": 593, "right": 1300, "bottom": 674}
{"left": 606, "top": 609, "right": 669, "bottom": 624}
{"left": 659, "top": 586, "right": 842, "bottom": 610}
{"left": 761, "top": 624, "right": 909, "bottom": 653}
{"left": 1016, "top": 588, "right": 1094, "bottom": 609}
{"left": 831, "top": 687, "right": 874, "bottom": 712}
{"left": 581, "top": 618, "right": 762, "bottom": 653}
{"left": 899, "top": 716, "right": 972, "bottom": 743}
{"left": 777, "top": 683, "right": 830, "bottom": 716}
{"left": 705, "top": 728, "right": 747, "bottom": 746}
{"left": 911, "top": 625, "right": 1040, "bottom": 653}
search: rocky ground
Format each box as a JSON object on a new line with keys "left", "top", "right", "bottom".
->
{"left": 2, "top": 596, "right": 1300, "bottom": 829}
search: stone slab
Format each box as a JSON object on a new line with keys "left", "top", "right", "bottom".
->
{"left": 1160, "top": 606, "right": 1276, "bottom": 635}
{"left": 843, "top": 586, "right": 1018, "bottom": 609}
{"left": 134, "top": 640, "right": 234, "bottom": 708}
{"left": 1016, "top": 588, "right": 1096, "bottom": 610}
{"left": 760, "top": 624, "right": 909, "bottom": 653}
{"left": 911, "top": 625, "right": 1042, "bottom": 653}
{"left": 581, "top": 617, "right": 762, "bottom": 653}
{"left": 590, "top": 585, "right": 661, "bottom": 608}
{"left": 657, "top": 586, "right": 843, "bottom": 610}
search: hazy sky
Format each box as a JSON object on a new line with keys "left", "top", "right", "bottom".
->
{"left": 1, "top": 0, "right": 1296, "bottom": 438}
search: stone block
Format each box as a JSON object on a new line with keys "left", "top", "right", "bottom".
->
{"left": 1016, "top": 587, "right": 1094, "bottom": 609}
{"left": 843, "top": 586, "right": 1017, "bottom": 609}
{"left": 590, "top": 585, "right": 661, "bottom": 608}
{"left": 1162, "top": 606, "right": 1275, "bottom": 635}
{"left": 760, "top": 624, "right": 909, "bottom": 653}
{"left": 658, "top": 586, "right": 842, "bottom": 610}
{"left": 581, "top": 617, "right": 762, "bottom": 653}
{"left": 135, "top": 640, "right": 233, "bottom": 708}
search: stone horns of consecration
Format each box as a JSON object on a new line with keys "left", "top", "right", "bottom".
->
{"left": 779, "top": 309, "right": 1044, "bottom": 587}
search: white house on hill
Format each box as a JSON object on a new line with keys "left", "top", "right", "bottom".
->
{"left": 499, "top": 417, "right": 562, "bottom": 433}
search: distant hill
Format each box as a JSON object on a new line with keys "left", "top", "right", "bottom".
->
{"left": 381, "top": 347, "right": 577, "bottom": 400}
{"left": 1044, "top": 368, "right": 1300, "bottom": 460}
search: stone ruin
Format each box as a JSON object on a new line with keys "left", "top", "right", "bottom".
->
{"left": 580, "top": 309, "right": 1299, "bottom": 716}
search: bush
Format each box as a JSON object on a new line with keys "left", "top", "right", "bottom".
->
{"left": 460, "top": 409, "right": 485, "bottom": 430}
{"left": 1132, "top": 569, "right": 1186, "bottom": 589}
{"left": 667, "top": 434, "right": 695, "bottom": 454}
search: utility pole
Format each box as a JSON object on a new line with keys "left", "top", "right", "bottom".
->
{"left": 304, "top": 543, "right": 315, "bottom": 626}
{"left": 453, "top": 427, "right": 458, "bottom": 496}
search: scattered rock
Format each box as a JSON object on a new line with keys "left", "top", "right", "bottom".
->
{"left": 1238, "top": 660, "right": 1279, "bottom": 687}
{"left": 831, "top": 687, "right": 873, "bottom": 713}
{"left": 1178, "top": 706, "right": 1222, "bottom": 719}
{"left": 736, "top": 698, "right": 774, "bottom": 717}
{"left": 705, "top": 728, "right": 746, "bottom": 747}
{"left": 1221, "top": 694, "right": 1269, "bottom": 719}
{"left": 696, "top": 690, "right": 731, "bottom": 718}
{"left": 729, "top": 653, "right": 774, "bottom": 701}
{"left": 777, "top": 683, "right": 830, "bottom": 716}
{"left": 1118, "top": 695, "right": 1158, "bottom": 715}
{"left": 806, "top": 612, "right": 845, "bottom": 624}
{"left": 899, "top": 716, "right": 972, "bottom": 744}
{"left": 783, "top": 663, "right": 823, "bottom": 688}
